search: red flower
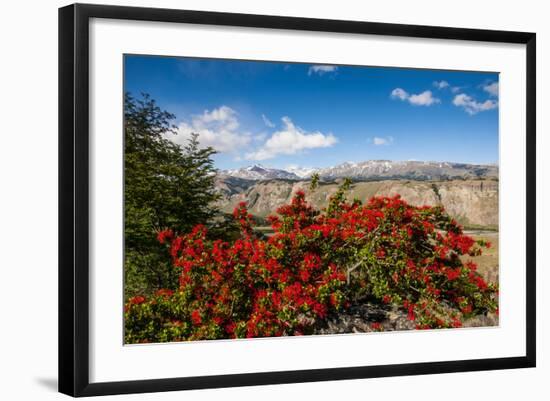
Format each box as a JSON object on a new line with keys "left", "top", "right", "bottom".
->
{"left": 299, "top": 269, "right": 310, "bottom": 282}
{"left": 407, "top": 304, "right": 415, "bottom": 321}
{"left": 469, "top": 274, "right": 488, "bottom": 290}
{"left": 445, "top": 268, "right": 461, "bottom": 281}
{"left": 191, "top": 310, "right": 202, "bottom": 325}
{"left": 157, "top": 229, "right": 173, "bottom": 244}
{"left": 371, "top": 322, "right": 382, "bottom": 331}
{"left": 461, "top": 304, "right": 473, "bottom": 314}
{"left": 451, "top": 317, "right": 463, "bottom": 328}
{"left": 225, "top": 322, "right": 236, "bottom": 335}
{"left": 155, "top": 289, "right": 173, "bottom": 297}
{"left": 465, "top": 261, "right": 478, "bottom": 272}
{"left": 312, "top": 303, "right": 327, "bottom": 319}
{"left": 128, "top": 295, "right": 145, "bottom": 305}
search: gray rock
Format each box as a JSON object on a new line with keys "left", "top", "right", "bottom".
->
{"left": 314, "top": 303, "right": 415, "bottom": 334}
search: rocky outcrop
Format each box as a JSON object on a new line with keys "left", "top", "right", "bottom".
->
{"left": 314, "top": 303, "right": 416, "bottom": 334}
{"left": 313, "top": 302, "right": 498, "bottom": 335}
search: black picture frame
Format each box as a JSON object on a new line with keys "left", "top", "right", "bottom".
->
{"left": 59, "top": 3, "right": 536, "bottom": 397}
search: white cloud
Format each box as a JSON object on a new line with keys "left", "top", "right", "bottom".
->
{"left": 433, "top": 80, "right": 450, "bottom": 89}
{"left": 483, "top": 81, "right": 499, "bottom": 97}
{"left": 246, "top": 116, "right": 337, "bottom": 161}
{"left": 308, "top": 65, "right": 338, "bottom": 76}
{"left": 451, "top": 86, "right": 461, "bottom": 93}
{"left": 261, "top": 114, "right": 275, "bottom": 128}
{"left": 173, "top": 106, "right": 251, "bottom": 153}
{"left": 408, "top": 90, "right": 440, "bottom": 106}
{"left": 391, "top": 88, "right": 440, "bottom": 106}
{"left": 391, "top": 88, "right": 409, "bottom": 101}
{"left": 452, "top": 93, "right": 498, "bottom": 115}
{"left": 372, "top": 136, "right": 394, "bottom": 146}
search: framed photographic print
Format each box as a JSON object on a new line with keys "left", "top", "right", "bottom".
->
{"left": 58, "top": 3, "right": 536, "bottom": 397}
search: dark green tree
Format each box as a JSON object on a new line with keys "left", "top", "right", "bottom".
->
{"left": 124, "top": 92, "right": 226, "bottom": 297}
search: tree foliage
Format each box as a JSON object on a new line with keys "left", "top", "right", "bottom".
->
{"left": 124, "top": 93, "right": 224, "bottom": 297}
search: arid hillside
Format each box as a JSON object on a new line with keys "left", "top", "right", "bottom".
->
{"left": 216, "top": 178, "right": 499, "bottom": 229}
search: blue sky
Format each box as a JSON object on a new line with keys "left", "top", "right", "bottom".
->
{"left": 124, "top": 55, "right": 499, "bottom": 170}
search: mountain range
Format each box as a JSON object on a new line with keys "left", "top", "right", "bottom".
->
{"left": 219, "top": 160, "right": 498, "bottom": 182}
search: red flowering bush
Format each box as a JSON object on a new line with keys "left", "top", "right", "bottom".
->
{"left": 125, "top": 187, "right": 497, "bottom": 343}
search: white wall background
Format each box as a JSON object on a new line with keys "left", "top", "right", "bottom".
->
{"left": 0, "top": 0, "right": 546, "bottom": 399}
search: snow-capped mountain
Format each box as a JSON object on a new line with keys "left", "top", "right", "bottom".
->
{"left": 221, "top": 164, "right": 300, "bottom": 181}
{"left": 314, "top": 160, "right": 498, "bottom": 180}
{"left": 284, "top": 165, "right": 318, "bottom": 179}
{"left": 220, "top": 160, "right": 498, "bottom": 181}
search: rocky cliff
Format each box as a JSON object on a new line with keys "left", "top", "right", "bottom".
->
{"left": 215, "top": 178, "right": 499, "bottom": 229}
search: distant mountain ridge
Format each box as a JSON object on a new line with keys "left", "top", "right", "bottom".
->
{"left": 222, "top": 164, "right": 300, "bottom": 181}
{"left": 219, "top": 160, "right": 498, "bottom": 181}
